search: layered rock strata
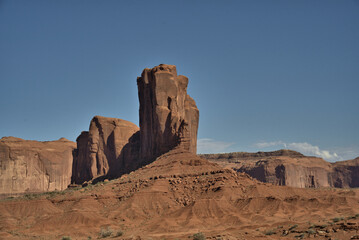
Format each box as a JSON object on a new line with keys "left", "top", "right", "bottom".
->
{"left": 330, "top": 157, "right": 359, "bottom": 188}
{"left": 202, "top": 150, "right": 359, "bottom": 188}
{"left": 137, "top": 64, "right": 199, "bottom": 161}
{"left": 0, "top": 137, "right": 75, "bottom": 196}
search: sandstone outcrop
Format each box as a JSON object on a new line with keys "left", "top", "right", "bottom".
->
{"left": 137, "top": 64, "right": 199, "bottom": 161}
{"left": 202, "top": 150, "right": 334, "bottom": 188}
{"left": 71, "top": 64, "right": 199, "bottom": 184}
{"left": 72, "top": 116, "right": 140, "bottom": 184}
{"left": 0, "top": 137, "right": 75, "bottom": 196}
{"left": 330, "top": 157, "right": 359, "bottom": 188}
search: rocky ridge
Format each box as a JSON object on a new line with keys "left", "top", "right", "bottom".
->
{"left": 201, "top": 150, "right": 359, "bottom": 188}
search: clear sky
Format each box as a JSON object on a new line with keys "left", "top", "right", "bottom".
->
{"left": 1, "top": 0, "right": 358, "bottom": 161}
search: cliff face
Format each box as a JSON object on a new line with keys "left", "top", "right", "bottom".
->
{"left": 137, "top": 64, "right": 199, "bottom": 161}
{"left": 0, "top": 137, "right": 75, "bottom": 196}
{"left": 72, "top": 116, "right": 140, "bottom": 184}
{"left": 329, "top": 157, "right": 359, "bottom": 188}
{"left": 201, "top": 150, "right": 346, "bottom": 188}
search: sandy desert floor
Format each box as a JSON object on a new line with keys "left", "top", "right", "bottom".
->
{"left": 1, "top": 148, "right": 359, "bottom": 240}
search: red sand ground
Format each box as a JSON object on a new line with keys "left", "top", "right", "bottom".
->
{"left": 1, "top": 148, "right": 359, "bottom": 239}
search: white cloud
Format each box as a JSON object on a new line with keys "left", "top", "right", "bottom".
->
{"left": 197, "top": 138, "right": 235, "bottom": 154}
{"left": 254, "top": 141, "right": 341, "bottom": 161}
{"left": 287, "top": 142, "right": 339, "bottom": 161}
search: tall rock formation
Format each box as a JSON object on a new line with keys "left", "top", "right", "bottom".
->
{"left": 0, "top": 137, "right": 75, "bottom": 196}
{"left": 137, "top": 64, "right": 199, "bottom": 161}
{"left": 72, "top": 116, "right": 139, "bottom": 184}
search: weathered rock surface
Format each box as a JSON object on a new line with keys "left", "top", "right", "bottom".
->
{"left": 201, "top": 150, "right": 359, "bottom": 188}
{"left": 137, "top": 64, "right": 199, "bottom": 161}
{"left": 0, "top": 137, "right": 75, "bottom": 196}
{"left": 72, "top": 116, "right": 140, "bottom": 184}
{"left": 330, "top": 157, "right": 359, "bottom": 188}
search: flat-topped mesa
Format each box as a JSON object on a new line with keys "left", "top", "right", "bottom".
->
{"left": 137, "top": 64, "right": 199, "bottom": 162}
{"left": 0, "top": 137, "right": 75, "bottom": 196}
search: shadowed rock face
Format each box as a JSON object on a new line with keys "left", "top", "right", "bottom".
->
{"left": 72, "top": 116, "right": 140, "bottom": 184}
{"left": 330, "top": 157, "right": 359, "bottom": 188}
{"left": 0, "top": 137, "right": 75, "bottom": 196}
{"left": 137, "top": 64, "right": 199, "bottom": 161}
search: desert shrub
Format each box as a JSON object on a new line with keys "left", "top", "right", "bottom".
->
{"left": 289, "top": 224, "right": 298, "bottom": 231}
{"left": 115, "top": 230, "right": 123, "bottom": 237}
{"left": 61, "top": 237, "right": 71, "bottom": 240}
{"left": 264, "top": 230, "right": 276, "bottom": 235}
{"left": 193, "top": 232, "right": 205, "bottom": 240}
{"left": 99, "top": 227, "right": 112, "bottom": 238}
{"left": 332, "top": 217, "right": 344, "bottom": 223}
{"left": 306, "top": 229, "right": 316, "bottom": 235}
{"left": 294, "top": 233, "right": 305, "bottom": 239}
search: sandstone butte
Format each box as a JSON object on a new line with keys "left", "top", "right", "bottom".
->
{"left": 1, "top": 64, "right": 359, "bottom": 239}
{"left": 0, "top": 64, "right": 199, "bottom": 196}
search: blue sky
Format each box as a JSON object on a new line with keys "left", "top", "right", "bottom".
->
{"left": 1, "top": 0, "right": 358, "bottom": 161}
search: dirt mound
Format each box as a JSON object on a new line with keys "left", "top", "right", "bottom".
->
{"left": 1, "top": 150, "right": 359, "bottom": 239}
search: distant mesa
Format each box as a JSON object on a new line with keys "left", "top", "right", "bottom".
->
{"left": 201, "top": 150, "right": 359, "bottom": 188}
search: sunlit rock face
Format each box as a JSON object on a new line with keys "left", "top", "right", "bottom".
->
{"left": 0, "top": 137, "right": 75, "bottom": 196}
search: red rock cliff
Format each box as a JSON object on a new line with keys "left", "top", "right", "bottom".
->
{"left": 137, "top": 64, "right": 199, "bottom": 161}
{"left": 0, "top": 137, "right": 75, "bottom": 196}
{"left": 72, "top": 116, "right": 139, "bottom": 184}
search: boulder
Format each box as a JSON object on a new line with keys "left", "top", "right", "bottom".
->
{"left": 71, "top": 116, "right": 140, "bottom": 184}
{"left": 137, "top": 64, "right": 199, "bottom": 161}
{"left": 0, "top": 137, "right": 75, "bottom": 196}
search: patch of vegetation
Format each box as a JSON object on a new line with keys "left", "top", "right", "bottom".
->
{"left": 289, "top": 224, "right": 298, "bottom": 231}
{"left": 264, "top": 230, "right": 276, "bottom": 235}
{"left": 115, "top": 230, "right": 123, "bottom": 237}
{"left": 306, "top": 229, "right": 316, "bottom": 235}
{"left": 294, "top": 233, "right": 305, "bottom": 239}
{"left": 61, "top": 237, "right": 71, "bottom": 240}
{"left": 332, "top": 217, "right": 344, "bottom": 223}
{"left": 312, "top": 224, "right": 327, "bottom": 229}
{"left": 192, "top": 232, "right": 206, "bottom": 240}
{"left": 99, "top": 227, "right": 113, "bottom": 238}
